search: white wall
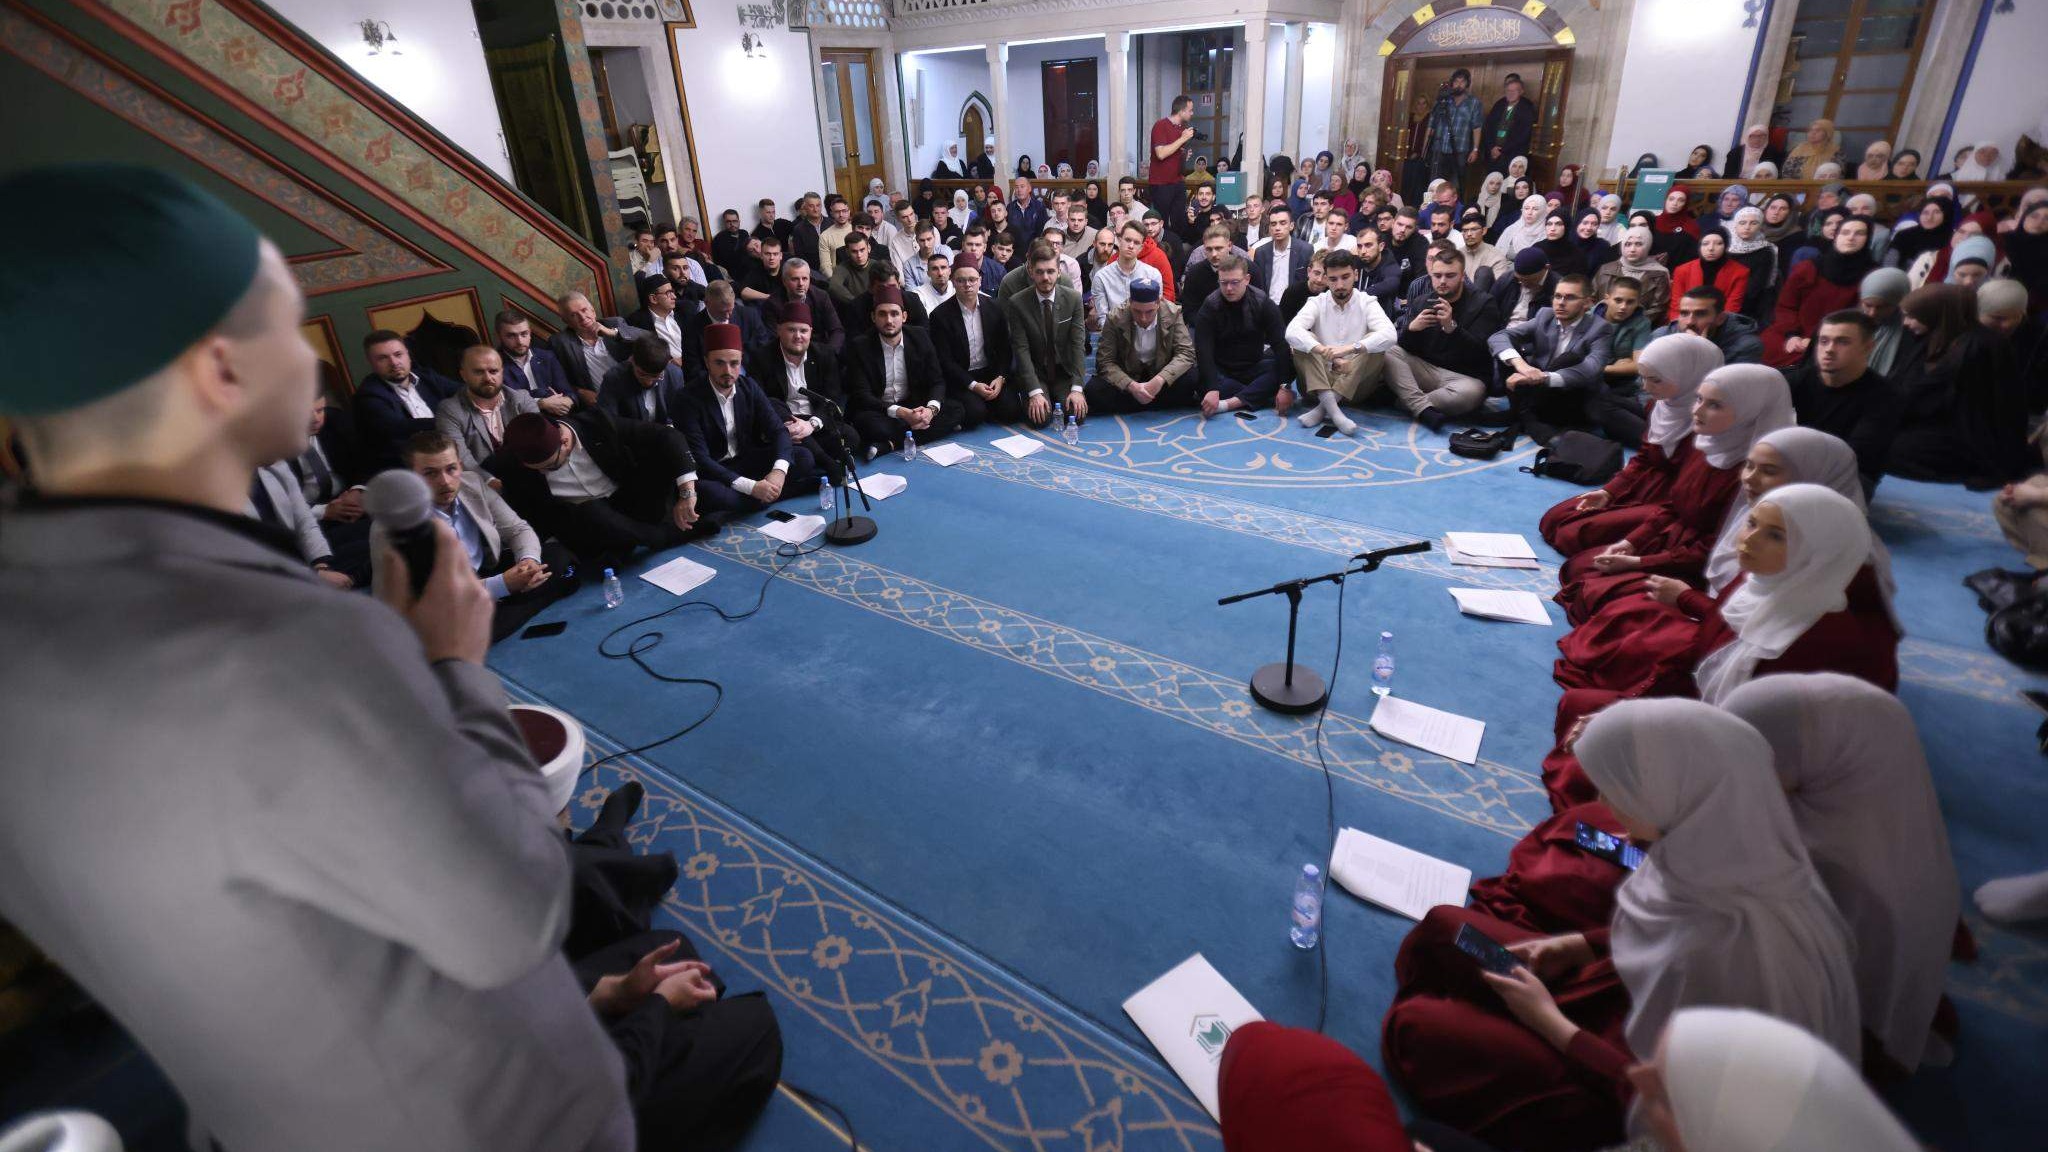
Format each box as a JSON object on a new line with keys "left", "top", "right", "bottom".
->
{"left": 1943, "top": 2, "right": 2048, "bottom": 170}
{"left": 598, "top": 47, "right": 656, "bottom": 139}
{"left": 1262, "top": 25, "right": 1286, "bottom": 163}
{"left": 1298, "top": 22, "right": 1335, "bottom": 160}
{"left": 1604, "top": 0, "right": 1763, "bottom": 177}
{"left": 900, "top": 48, "right": 986, "bottom": 178}
{"left": 670, "top": 16, "right": 828, "bottom": 217}
{"left": 1003, "top": 37, "right": 1112, "bottom": 173}
{"left": 267, "top": 0, "right": 510, "bottom": 180}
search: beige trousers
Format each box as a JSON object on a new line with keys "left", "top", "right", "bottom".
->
{"left": 1381, "top": 347, "right": 1489, "bottom": 417}
{"left": 1292, "top": 349, "right": 1386, "bottom": 402}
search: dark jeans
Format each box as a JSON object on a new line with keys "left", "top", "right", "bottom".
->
{"left": 1147, "top": 182, "right": 1187, "bottom": 230}
{"left": 1428, "top": 150, "right": 1469, "bottom": 198}
{"left": 1207, "top": 367, "right": 1291, "bottom": 411}
{"left": 850, "top": 400, "right": 965, "bottom": 453}
{"left": 487, "top": 539, "right": 581, "bottom": 642}
{"left": 694, "top": 444, "right": 823, "bottom": 516}
{"left": 551, "top": 488, "right": 710, "bottom": 573}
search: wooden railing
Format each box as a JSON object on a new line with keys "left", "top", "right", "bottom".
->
{"left": 1595, "top": 177, "right": 2044, "bottom": 218}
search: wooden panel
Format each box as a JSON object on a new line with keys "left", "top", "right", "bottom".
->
{"left": 299, "top": 314, "right": 349, "bottom": 400}
{"left": 367, "top": 287, "right": 486, "bottom": 342}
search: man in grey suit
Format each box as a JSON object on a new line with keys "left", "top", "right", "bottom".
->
{"left": 1002, "top": 239, "right": 1088, "bottom": 427}
{"left": 437, "top": 344, "right": 539, "bottom": 470}
{"left": 0, "top": 166, "right": 633, "bottom": 1151}
{"left": 405, "top": 430, "right": 576, "bottom": 641}
{"left": 548, "top": 289, "right": 647, "bottom": 407}
{"left": 1488, "top": 272, "right": 1615, "bottom": 445}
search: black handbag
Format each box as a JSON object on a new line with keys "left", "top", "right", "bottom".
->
{"left": 1450, "top": 428, "right": 1516, "bottom": 460}
{"left": 1521, "top": 431, "right": 1623, "bottom": 485}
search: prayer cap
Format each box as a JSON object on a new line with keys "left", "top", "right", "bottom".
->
{"left": 1977, "top": 278, "right": 2028, "bottom": 315}
{"left": 0, "top": 164, "right": 261, "bottom": 417}
{"left": 1513, "top": 246, "right": 1550, "bottom": 274}
{"left": 1859, "top": 267, "right": 1910, "bottom": 303}
{"left": 870, "top": 283, "right": 904, "bottom": 310}
{"left": 776, "top": 299, "right": 813, "bottom": 327}
{"left": 504, "top": 413, "right": 563, "bottom": 465}
{"left": 1128, "top": 280, "right": 1161, "bottom": 304}
{"left": 702, "top": 322, "right": 743, "bottom": 354}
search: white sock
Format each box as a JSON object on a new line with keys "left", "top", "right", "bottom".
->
{"left": 1975, "top": 870, "right": 2048, "bottom": 922}
{"left": 1298, "top": 400, "right": 1325, "bottom": 427}
{"left": 1331, "top": 409, "right": 1358, "bottom": 435}
{"left": 1318, "top": 390, "right": 1342, "bottom": 418}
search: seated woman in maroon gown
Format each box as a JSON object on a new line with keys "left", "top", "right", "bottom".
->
{"left": 1555, "top": 364, "right": 1793, "bottom": 626}
{"left": 1723, "top": 674, "right": 1961, "bottom": 1080}
{"left": 1546, "top": 482, "right": 1899, "bottom": 808}
{"left": 1538, "top": 333, "right": 1724, "bottom": 556}
{"left": 1216, "top": 1023, "right": 1410, "bottom": 1152}
{"left": 1382, "top": 699, "right": 1861, "bottom": 1152}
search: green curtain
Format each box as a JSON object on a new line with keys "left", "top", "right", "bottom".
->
{"left": 485, "top": 37, "right": 592, "bottom": 241}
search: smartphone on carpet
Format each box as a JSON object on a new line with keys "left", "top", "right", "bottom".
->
{"left": 764, "top": 509, "right": 795, "bottom": 522}
{"left": 520, "top": 621, "right": 568, "bottom": 640}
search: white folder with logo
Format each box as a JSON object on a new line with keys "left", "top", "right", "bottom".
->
{"left": 1122, "top": 953, "right": 1265, "bottom": 1120}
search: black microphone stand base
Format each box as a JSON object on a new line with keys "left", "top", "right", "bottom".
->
{"left": 824, "top": 514, "right": 878, "bottom": 546}
{"left": 1250, "top": 662, "right": 1328, "bottom": 714}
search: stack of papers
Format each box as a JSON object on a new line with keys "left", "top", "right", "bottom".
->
{"left": 1369, "top": 695, "right": 1486, "bottom": 764}
{"left": 1448, "top": 587, "right": 1551, "bottom": 625}
{"left": 757, "top": 514, "right": 826, "bottom": 545}
{"left": 852, "top": 472, "right": 907, "bottom": 500}
{"left": 989, "top": 434, "right": 1043, "bottom": 459}
{"left": 1328, "top": 827, "right": 1472, "bottom": 920}
{"left": 1443, "top": 532, "right": 1541, "bottom": 570}
{"left": 1122, "top": 955, "right": 1264, "bottom": 1121}
{"left": 638, "top": 555, "right": 716, "bottom": 596}
{"left": 921, "top": 443, "right": 974, "bottom": 467}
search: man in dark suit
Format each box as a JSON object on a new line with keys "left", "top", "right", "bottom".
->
{"left": 1007, "top": 176, "right": 1049, "bottom": 246}
{"left": 679, "top": 280, "right": 770, "bottom": 385}
{"left": 789, "top": 193, "right": 825, "bottom": 271}
{"left": 493, "top": 310, "right": 577, "bottom": 415}
{"left": 846, "top": 262, "right": 929, "bottom": 340}
{"left": 1002, "top": 240, "right": 1087, "bottom": 427}
{"left": 352, "top": 328, "right": 460, "bottom": 471}
{"left": 1489, "top": 246, "right": 1559, "bottom": 327}
{"left": 1480, "top": 74, "right": 1539, "bottom": 176}
{"left": 1384, "top": 244, "right": 1506, "bottom": 430}
{"left": 748, "top": 299, "right": 861, "bottom": 479}
{"left": 486, "top": 407, "right": 709, "bottom": 571}
{"left": 1194, "top": 255, "right": 1297, "bottom": 417}
{"left": 547, "top": 291, "right": 646, "bottom": 408}
{"left": 845, "top": 284, "right": 959, "bottom": 454}
{"left": 930, "top": 261, "right": 1018, "bottom": 428}
{"left": 676, "top": 323, "right": 820, "bottom": 515}
{"left": 710, "top": 207, "right": 754, "bottom": 282}
{"left": 1489, "top": 272, "right": 1616, "bottom": 445}
{"left": 626, "top": 273, "right": 690, "bottom": 365}
{"left": 597, "top": 335, "right": 690, "bottom": 429}
{"left": 761, "top": 258, "right": 845, "bottom": 358}
{"left": 1250, "top": 206, "right": 1309, "bottom": 301}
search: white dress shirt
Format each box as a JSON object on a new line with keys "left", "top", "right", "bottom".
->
{"left": 1285, "top": 288, "right": 1398, "bottom": 355}
{"left": 781, "top": 357, "right": 817, "bottom": 424}
{"left": 576, "top": 336, "right": 616, "bottom": 389}
{"left": 392, "top": 376, "right": 433, "bottom": 419}
{"left": 1132, "top": 319, "right": 1160, "bottom": 364}
{"left": 960, "top": 301, "right": 988, "bottom": 371}
{"left": 711, "top": 383, "right": 788, "bottom": 495}
{"left": 1266, "top": 241, "right": 1295, "bottom": 300}
{"left": 651, "top": 309, "right": 683, "bottom": 361}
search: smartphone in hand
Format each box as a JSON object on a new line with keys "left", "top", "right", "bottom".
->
{"left": 1454, "top": 923, "right": 1522, "bottom": 976}
{"left": 1575, "top": 821, "right": 1646, "bottom": 870}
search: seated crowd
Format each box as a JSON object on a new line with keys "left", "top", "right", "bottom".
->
{"left": 10, "top": 148, "right": 2046, "bottom": 1152}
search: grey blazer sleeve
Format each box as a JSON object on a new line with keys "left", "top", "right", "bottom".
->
{"left": 435, "top": 398, "right": 481, "bottom": 471}
{"left": 265, "top": 463, "right": 332, "bottom": 566}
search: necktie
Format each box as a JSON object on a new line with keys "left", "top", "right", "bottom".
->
{"left": 249, "top": 475, "right": 283, "bottom": 528}
{"left": 1039, "top": 297, "right": 1057, "bottom": 378}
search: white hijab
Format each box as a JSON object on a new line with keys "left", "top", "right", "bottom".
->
{"left": 1661, "top": 1007, "right": 1922, "bottom": 1152}
{"left": 1476, "top": 171, "right": 1505, "bottom": 226}
{"left": 1722, "top": 674, "right": 1959, "bottom": 1071}
{"left": 1596, "top": 193, "right": 1626, "bottom": 243}
{"left": 1636, "top": 332, "right": 1725, "bottom": 453}
{"left": 1576, "top": 699, "right": 1862, "bottom": 1063}
{"left": 1507, "top": 155, "right": 1529, "bottom": 182}
{"left": 1496, "top": 194, "right": 1549, "bottom": 256}
{"left": 1951, "top": 142, "right": 2001, "bottom": 183}
{"left": 1695, "top": 484, "right": 1873, "bottom": 705}
{"left": 948, "top": 190, "right": 973, "bottom": 232}
{"left": 1693, "top": 364, "right": 1794, "bottom": 469}
{"left": 1702, "top": 427, "right": 1898, "bottom": 623}
{"left": 1731, "top": 125, "right": 1772, "bottom": 180}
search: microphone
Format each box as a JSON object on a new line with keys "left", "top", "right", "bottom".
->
{"left": 361, "top": 469, "right": 439, "bottom": 598}
{"left": 1353, "top": 541, "right": 1432, "bottom": 562}
{"left": 798, "top": 385, "right": 844, "bottom": 413}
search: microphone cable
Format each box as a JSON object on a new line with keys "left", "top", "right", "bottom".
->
{"left": 1311, "top": 569, "right": 1347, "bottom": 1036}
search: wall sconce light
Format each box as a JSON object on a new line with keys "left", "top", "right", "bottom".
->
{"left": 1741, "top": 0, "right": 1765, "bottom": 28}
{"left": 360, "top": 19, "right": 400, "bottom": 55}
{"left": 741, "top": 31, "right": 768, "bottom": 58}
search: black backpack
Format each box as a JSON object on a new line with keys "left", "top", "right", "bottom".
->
{"left": 1522, "top": 431, "right": 1623, "bottom": 486}
{"left": 1450, "top": 428, "right": 1516, "bottom": 460}
{"left": 1989, "top": 590, "right": 2048, "bottom": 671}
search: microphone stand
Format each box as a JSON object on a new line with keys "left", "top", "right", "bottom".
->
{"left": 1217, "top": 541, "right": 1431, "bottom": 715}
{"left": 802, "top": 387, "right": 877, "bottom": 546}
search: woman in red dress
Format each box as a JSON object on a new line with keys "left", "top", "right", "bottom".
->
{"left": 1215, "top": 1023, "right": 1410, "bottom": 1152}
{"left": 1537, "top": 333, "right": 1724, "bottom": 556}
{"left": 1555, "top": 364, "right": 1793, "bottom": 626}
{"left": 1382, "top": 700, "right": 1861, "bottom": 1152}
{"left": 1761, "top": 216, "right": 1874, "bottom": 368}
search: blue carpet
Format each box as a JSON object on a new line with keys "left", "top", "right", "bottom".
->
{"left": 492, "top": 407, "right": 2048, "bottom": 1152}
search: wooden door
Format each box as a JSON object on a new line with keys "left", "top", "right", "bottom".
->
{"left": 1376, "top": 49, "right": 1571, "bottom": 195}
{"left": 1040, "top": 59, "right": 1099, "bottom": 174}
{"left": 1776, "top": 0, "right": 1935, "bottom": 161}
{"left": 820, "top": 49, "right": 885, "bottom": 205}
{"left": 1181, "top": 32, "right": 1234, "bottom": 169}
{"left": 962, "top": 104, "right": 986, "bottom": 164}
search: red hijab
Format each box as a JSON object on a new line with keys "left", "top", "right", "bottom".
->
{"left": 1218, "top": 1023, "right": 1409, "bottom": 1152}
{"left": 1655, "top": 186, "right": 1701, "bottom": 237}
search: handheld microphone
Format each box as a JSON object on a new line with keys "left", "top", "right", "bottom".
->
{"left": 1352, "top": 541, "right": 1432, "bottom": 562}
{"left": 362, "top": 469, "right": 439, "bottom": 598}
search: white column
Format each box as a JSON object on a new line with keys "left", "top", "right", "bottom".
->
{"left": 1107, "top": 31, "right": 1132, "bottom": 183}
{"left": 1241, "top": 22, "right": 1268, "bottom": 186}
{"left": 1281, "top": 22, "right": 1304, "bottom": 159}
{"left": 986, "top": 42, "right": 1011, "bottom": 171}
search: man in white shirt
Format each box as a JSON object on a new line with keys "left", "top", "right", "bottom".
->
{"left": 1250, "top": 206, "right": 1306, "bottom": 302}
{"left": 931, "top": 262, "right": 1018, "bottom": 428}
{"left": 1284, "top": 250, "right": 1397, "bottom": 435}
{"left": 913, "top": 250, "right": 954, "bottom": 314}
{"left": 491, "top": 408, "right": 706, "bottom": 570}
{"left": 1091, "top": 221, "right": 1164, "bottom": 321}
{"left": 629, "top": 274, "right": 686, "bottom": 363}
{"left": 1314, "top": 208, "right": 1358, "bottom": 255}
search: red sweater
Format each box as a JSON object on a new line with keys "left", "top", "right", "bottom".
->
{"left": 1667, "top": 259, "right": 1749, "bottom": 320}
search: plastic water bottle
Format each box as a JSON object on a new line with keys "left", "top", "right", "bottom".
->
{"left": 901, "top": 429, "right": 917, "bottom": 462}
{"left": 819, "top": 476, "right": 835, "bottom": 516}
{"left": 1062, "top": 405, "right": 1081, "bottom": 447}
{"left": 1372, "top": 630, "right": 1395, "bottom": 696}
{"left": 1290, "top": 864, "right": 1324, "bottom": 949}
{"left": 1051, "top": 402, "right": 1065, "bottom": 438}
{"left": 602, "top": 567, "right": 625, "bottom": 610}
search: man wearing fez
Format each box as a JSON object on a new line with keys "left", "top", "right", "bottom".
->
{"left": 748, "top": 298, "right": 862, "bottom": 479}
{"left": 677, "top": 322, "right": 818, "bottom": 513}
{"left": 488, "top": 406, "right": 710, "bottom": 571}
{"left": 0, "top": 164, "right": 633, "bottom": 1150}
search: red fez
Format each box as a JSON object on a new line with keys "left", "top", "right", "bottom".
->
{"left": 702, "top": 322, "right": 743, "bottom": 354}
{"left": 504, "top": 413, "right": 563, "bottom": 466}
{"left": 777, "top": 299, "right": 812, "bottom": 328}
{"left": 870, "top": 283, "right": 904, "bottom": 311}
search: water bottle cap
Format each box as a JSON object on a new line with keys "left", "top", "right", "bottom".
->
{"left": 603, "top": 568, "right": 615, "bottom": 577}
{"left": 1380, "top": 630, "right": 1393, "bottom": 640}
{"left": 1302, "top": 863, "right": 1321, "bottom": 879}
